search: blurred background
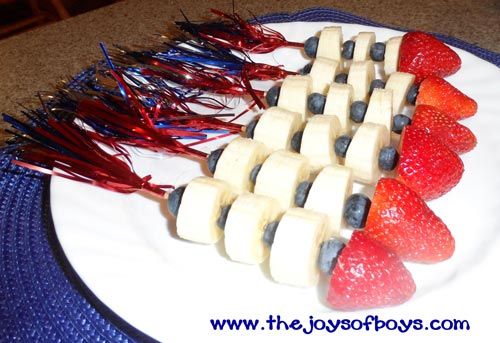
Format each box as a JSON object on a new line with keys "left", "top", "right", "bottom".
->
{"left": 0, "top": 0, "right": 119, "bottom": 39}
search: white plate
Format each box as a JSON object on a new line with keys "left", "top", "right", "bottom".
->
{"left": 51, "top": 22, "right": 500, "bottom": 342}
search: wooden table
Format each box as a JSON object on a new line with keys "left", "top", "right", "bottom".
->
{"left": 0, "top": 0, "right": 498, "bottom": 143}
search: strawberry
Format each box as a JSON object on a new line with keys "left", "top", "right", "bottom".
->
{"left": 397, "top": 126, "right": 463, "bottom": 200}
{"left": 398, "top": 31, "right": 461, "bottom": 84}
{"left": 412, "top": 104, "right": 477, "bottom": 154}
{"left": 416, "top": 76, "right": 477, "bottom": 119}
{"left": 327, "top": 231, "right": 415, "bottom": 311}
{"left": 365, "top": 178, "right": 455, "bottom": 263}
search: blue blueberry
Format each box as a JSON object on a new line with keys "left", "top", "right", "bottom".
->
{"left": 263, "top": 221, "right": 280, "bottom": 247}
{"left": 294, "top": 181, "right": 312, "bottom": 207}
{"left": 318, "top": 239, "right": 346, "bottom": 274}
{"left": 334, "top": 73, "right": 348, "bottom": 84}
{"left": 350, "top": 101, "right": 368, "bottom": 123}
{"left": 304, "top": 36, "right": 319, "bottom": 58}
{"left": 249, "top": 163, "right": 262, "bottom": 183}
{"left": 369, "top": 79, "right": 386, "bottom": 95}
{"left": 265, "top": 85, "right": 280, "bottom": 107}
{"left": 343, "top": 193, "right": 371, "bottom": 228}
{"left": 378, "top": 146, "right": 399, "bottom": 171}
{"left": 291, "top": 131, "right": 303, "bottom": 152}
{"left": 216, "top": 205, "right": 232, "bottom": 230}
{"left": 307, "top": 93, "right": 326, "bottom": 114}
{"left": 334, "top": 135, "right": 352, "bottom": 158}
{"left": 207, "top": 148, "right": 224, "bottom": 174}
{"left": 370, "top": 42, "right": 386, "bottom": 61}
{"left": 167, "top": 186, "right": 186, "bottom": 216}
{"left": 246, "top": 118, "right": 258, "bottom": 138}
{"left": 342, "top": 40, "right": 355, "bottom": 59}
{"left": 392, "top": 114, "right": 412, "bottom": 134}
{"left": 300, "top": 63, "right": 313, "bottom": 75}
{"left": 407, "top": 84, "right": 419, "bottom": 105}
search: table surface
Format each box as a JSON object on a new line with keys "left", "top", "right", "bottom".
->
{"left": 0, "top": 0, "right": 499, "bottom": 143}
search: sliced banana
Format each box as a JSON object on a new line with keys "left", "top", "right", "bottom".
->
{"left": 344, "top": 123, "right": 389, "bottom": 184}
{"left": 277, "top": 75, "right": 312, "bottom": 120}
{"left": 385, "top": 72, "right": 415, "bottom": 114}
{"left": 363, "top": 88, "right": 393, "bottom": 138}
{"left": 214, "top": 137, "right": 270, "bottom": 194}
{"left": 316, "top": 26, "right": 343, "bottom": 63}
{"left": 323, "top": 83, "right": 354, "bottom": 134}
{"left": 254, "top": 150, "right": 311, "bottom": 210}
{"left": 253, "top": 107, "right": 303, "bottom": 152}
{"left": 300, "top": 115, "right": 341, "bottom": 174}
{"left": 304, "top": 165, "right": 353, "bottom": 237}
{"left": 176, "top": 177, "right": 236, "bottom": 244}
{"left": 224, "top": 194, "right": 282, "bottom": 264}
{"left": 309, "top": 57, "right": 340, "bottom": 94}
{"left": 269, "top": 208, "right": 327, "bottom": 287}
{"left": 353, "top": 32, "right": 376, "bottom": 62}
{"left": 347, "top": 60, "right": 375, "bottom": 102}
{"left": 384, "top": 36, "right": 403, "bottom": 76}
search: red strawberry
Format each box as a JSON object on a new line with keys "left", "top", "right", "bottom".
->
{"left": 398, "top": 31, "right": 461, "bottom": 84}
{"left": 327, "top": 231, "right": 416, "bottom": 311}
{"left": 416, "top": 76, "right": 477, "bottom": 119}
{"left": 397, "top": 126, "right": 463, "bottom": 200}
{"left": 365, "top": 178, "right": 455, "bottom": 263}
{"left": 412, "top": 105, "right": 477, "bottom": 154}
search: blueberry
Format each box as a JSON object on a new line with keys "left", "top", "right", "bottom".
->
{"left": 392, "top": 114, "right": 412, "bottom": 134}
{"left": 304, "top": 36, "right": 319, "bottom": 58}
{"left": 249, "top": 163, "right": 262, "bottom": 183}
{"left": 318, "top": 239, "right": 345, "bottom": 274}
{"left": 334, "top": 73, "right": 348, "bottom": 84}
{"left": 300, "top": 63, "right": 313, "bottom": 75}
{"left": 350, "top": 101, "right": 368, "bottom": 123}
{"left": 294, "top": 181, "right": 312, "bottom": 207}
{"left": 342, "top": 40, "right": 355, "bottom": 59}
{"left": 407, "top": 84, "right": 419, "bottom": 105}
{"left": 370, "top": 42, "right": 386, "bottom": 61}
{"left": 343, "top": 193, "right": 371, "bottom": 228}
{"left": 263, "top": 221, "right": 280, "bottom": 247}
{"left": 291, "top": 131, "right": 303, "bottom": 153}
{"left": 265, "top": 85, "right": 280, "bottom": 107}
{"left": 167, "top": 186, "right": 186, "bottom": 216}
{"left": 307, "top": 93, "right": 326, "bottom": 114}
{"left": 207, "top": 148, "right": 224, "bottom": 174}
{"left": 378, "top": 146, "right": 399, "bottom": 171}
{"left": 334, "top": 135, "right": 352, "bottom": 158}
{"left": 369, "top": 79, "right": 386, "bottom": 95}
{"left": 216, "top": 205, "right": 231, "bottom": 230}
{"left": 246, "top": 118, "right": 258, "bottom": 138}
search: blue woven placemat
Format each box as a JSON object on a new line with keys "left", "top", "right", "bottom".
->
{"left": 1, "top": 7, "right": 499, "bottom": 343}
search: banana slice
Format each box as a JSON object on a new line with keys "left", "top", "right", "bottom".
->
{"left": 253, "top": 107, "right": 303, "bottom": 152}
{"left": 344, "top": 123, "right": 389, "bottom": 184}
{"left": 347, "top": 60, "right": 375, "bottom": 102}
{"left": 300, "top": 115, "right": 341, "bottom": 173}
{"left": 316, "top": 26, "right": 343, "bottom": 63}
{"left": 323, "top": 83, "right": 354, "bottom": 134}
{"left": 176, "top": 177, "right": 236, "bottom": 244}
{"left": 269, "top": 208, "right": 327, "bottom": 287}
{"left": 304, "top": 165, "right": 353, "bottom": 237}
{"left": 364, "top": 88, "right": 393, "bottom": 137}
{"left": 384, "top": 36, "right": 403, "bottom": 76}
{"left": 353, "top": 32, "right": 376, "bottom": 62}
{"left": 309, "top": 57, "right": 340, "bottom": 94}
{"left": 254, "top": 150, "right": 311, "bottom": 210}
{"left": 224, "top": 194, "right": 282, "bottom": 264}
{"left": 214, "top": 137, "right": 270, "bottom": 194}
{"left": 385, "top": 72, "right": 415, "bottom": 114}
{"left": 277, "top": 75, "right": 312, "bottom": 120}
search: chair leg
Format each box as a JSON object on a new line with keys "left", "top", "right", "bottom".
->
{"left": 50, "top": 0, "right": 70, "bottom": 19}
